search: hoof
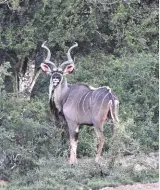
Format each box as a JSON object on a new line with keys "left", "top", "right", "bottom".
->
{"left": 95, "top": 156, "right": 101, "bottom": 164}
{"left": 68, "top": 158, "right": 78, "bottom": 165}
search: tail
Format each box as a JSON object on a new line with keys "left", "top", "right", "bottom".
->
{"left": 109, "top": 93, "right": 119, "bottom": 123}
{"left": 112, "top": 99, "right": 119, "bottom": 123}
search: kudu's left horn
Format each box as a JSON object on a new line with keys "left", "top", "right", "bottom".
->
{"left": 41, "top": 41, "right": 56, "bottom": 67}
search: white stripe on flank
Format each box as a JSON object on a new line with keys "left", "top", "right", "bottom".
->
{"left": 94, "top": 90, "right": 104, "bottom": 102}
{"left": 98, "top": 92, "right": 110, "bottom": 117}
{"left": 82, "top": 91, "right": 92, "bottom": 114}
{"left": 93, "top": 86, "right": 111, "bottom": 103}
{"left": 93, "top": 90, "right": 100, "bottom": 101}
{"left": 89, "top": 95, "right": 92, "bottom": 109}
{"left": 76, "top": 93, "right": 85, "bottom": 121}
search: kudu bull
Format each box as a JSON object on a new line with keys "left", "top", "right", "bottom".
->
{"left": 40, "top": 42, "right": 119, "bottom": 164}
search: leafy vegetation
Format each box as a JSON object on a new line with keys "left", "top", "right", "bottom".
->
{"left": 0, "top": 0, "right": 158, "bottom": 189}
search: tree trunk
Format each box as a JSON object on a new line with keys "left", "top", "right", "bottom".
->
{"left": 4, "top": 52, "right": 42, "bottom": 100}
{"left": 18, "top": 59, "right": 41, "bottom": 100}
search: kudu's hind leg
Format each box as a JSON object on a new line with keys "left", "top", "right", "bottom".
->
{"left": 68, "top": 123, "right": 79, "bottom": 165}
{"left": 94, "top": 126, "right": 105, "bottom": 163}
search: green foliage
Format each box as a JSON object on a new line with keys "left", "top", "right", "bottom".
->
{"left": 0, "top": 62, "right": 11, "bottom": 91}
{"left": 0, "top": 94, "right": 68, "bottom": 182}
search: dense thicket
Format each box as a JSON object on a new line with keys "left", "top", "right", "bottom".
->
{"left": 0, "top": 0, "right": 158, "bottom": 189}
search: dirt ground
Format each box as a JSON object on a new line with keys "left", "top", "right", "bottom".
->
{"left": 100, "top": 183, "right": 159, "bottom": 190}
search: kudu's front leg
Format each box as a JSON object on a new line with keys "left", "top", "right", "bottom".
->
{"left": 68, "top": 123, "right": 79, "bottom": 165}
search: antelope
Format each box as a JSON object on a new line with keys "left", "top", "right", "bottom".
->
{"left": 40, "top": 42, "right": 119, "bottom": 164}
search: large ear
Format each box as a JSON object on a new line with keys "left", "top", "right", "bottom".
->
{"left": 40, "top": 63, "right": 52, "bottom": 74}
{"left": 63, "top": 64, "right": 74, "bottom": 74}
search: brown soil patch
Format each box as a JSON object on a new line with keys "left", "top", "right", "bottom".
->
{"left": 100, "top": 183, "right": 159, "bottom": 190}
